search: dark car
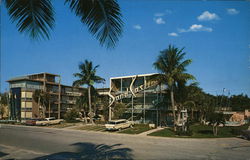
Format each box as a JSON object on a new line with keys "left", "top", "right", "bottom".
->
{"left": 25, "top": 118, "right": 40, "bottom": 126}
{"left": 93, "top": 115, "right": 102, "bottom": 122}
{"left": 241, "top": 130, "right": 250, "bottom": 140}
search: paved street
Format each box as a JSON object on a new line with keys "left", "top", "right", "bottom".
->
{"left": 0, "top": 124, "right": 250, "bottom": 160}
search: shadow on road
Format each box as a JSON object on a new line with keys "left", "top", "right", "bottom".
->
{"left": 0, "top": 151, "right": 9, "bottom": 158}
{"left": 34, "top": 142, "right": 133, "bottom": 160}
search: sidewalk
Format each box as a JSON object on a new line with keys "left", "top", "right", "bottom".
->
{"left": 138, "top": 127, "right": 166, "bottom": 136}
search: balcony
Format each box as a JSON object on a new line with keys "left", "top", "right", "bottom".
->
{"left": 66, "top": 100, "right": 76, "bottom": 104}
{"left": 65, "top": 91, "right": 81, "bottom": 96}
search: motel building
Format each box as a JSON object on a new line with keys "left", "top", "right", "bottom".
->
{"left": 7, "top": 73, "right": 85, "bottom": 121}
{"left": 7, "top": 73, "right": 173, "bottom": 126}
{"left": 108, "top": 73, "right": 173, "bottom": 126}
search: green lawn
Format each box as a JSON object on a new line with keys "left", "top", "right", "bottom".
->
{"left": 149, "top": 124, "right": 249, "bottom": 138}
{"left": 75, "top": 124, "right": 152, "bottom": 134}
{"left": 118, "top": 124, "right": 152, "bottom": 134}
{"left": 49, "top": 122, "right": 78, "bottom": 128}
{"left": 75, "top": 124, "right": 106, "bottom": 132}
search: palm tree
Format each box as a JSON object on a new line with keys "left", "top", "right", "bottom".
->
{"left": 73, "top": 60, "right": 105, "bottom": 123}
{"left": 76, "top": 94, "right": 89, "bottom": 124}
{"left": 76, "top": 86, "right": 100, "bottom": 123}
{"left": 153, "top": 45, "right": 195, "bottom": 131}
{"left": 33, "top": 90, "right": 50, "bottom": 118}
{"left": 4, "top": 0, "right": 123, "bottom": 48}
{"left": 176, "top": 82, "right": 200, "bottom": 120}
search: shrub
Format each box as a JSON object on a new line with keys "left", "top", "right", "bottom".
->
{"left": 231, "top": 128, "right": 243, "bottom": 135}
{"left": 175, "top": 127, "right": 193, "bottom": 136}
{"left": 113, "top": 102, "right": 127, "bottom": 119}
{"left": 64, "top": 108, "right": 80, "bottom": 123}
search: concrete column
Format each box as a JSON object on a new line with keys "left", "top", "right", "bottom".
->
{"left": 143, "top": 76, "right": 146, "bottom": 124}
{"left": 58, "top": 76, "right": 61, "bottom": 119}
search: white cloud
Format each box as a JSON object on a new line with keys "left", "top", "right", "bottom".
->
{"left": 154, "top": 13, "right": 165, "bottom": 17}
{"left": 133, "top": 25, "right": 142, "bottom": 30}
{"left": 154, "top": 9, "right": 172, "bottom": 17}
{"left": 179, "top": 24, "right": 213, "bottom": 33}
{"left": 227, "top": 8, "right": 239, "bottom": 15}
{"left": 154, "top": 17, "right": 166, "bottom": 24}
{"left": 165, "top": 9, "right": 172, "bottom": 14}
{"left": 197, "top": 11, "right": 219, "bottom": 21}
{"left": 168, "top": 32, "right": 178, "bottom": 37}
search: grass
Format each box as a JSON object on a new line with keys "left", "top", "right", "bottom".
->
{"left": 149, "top": 124, "right": 249, "bottom": 138}
{"left": 74, "top": 124, "right": 152, "bottom": 134}
{"left": 49, "top": 122, "right": 77, "bottom": 128}
{"left": 75, "top": 124, "right": 106, "bottom": 132}
{"left": 148, "top": 128, "right": 176, "bottom": 137}
{"left": 118, "top": 124, "right": 152, "bottom": 134}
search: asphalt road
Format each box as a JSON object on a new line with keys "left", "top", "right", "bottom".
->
{"left": 0, "top": 124, "right": 250, "bottom": 160}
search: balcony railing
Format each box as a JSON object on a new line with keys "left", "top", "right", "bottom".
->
{"left": 65, "top": 91, "right": 81, "bottom": 96}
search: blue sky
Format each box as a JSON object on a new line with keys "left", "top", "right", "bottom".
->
{"left": 1, "top": 0, "right": 250, "bottom": 96}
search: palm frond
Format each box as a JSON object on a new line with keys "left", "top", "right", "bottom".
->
{"left": 72, "top": 79, "right": 85, "bottom": 87}
{"left": 65, "top": 0, "right": 123, "bottom": 48}
{"left": 73, "top": 73, "right": 83, "bottom": 78}
{"left": 73, "top": 59, "right": 104, "bottom": 87}
{"left": 93, "top": 75, "right": 105, "bottom": 83}
{"left": 178, "top": 73, "right": 196, "bottom": 81}
{"left": 5, "top": 0, "right": 55, "bottom": 40}
{"left": 153, "top": 45, "right": 195, "bottom": 87}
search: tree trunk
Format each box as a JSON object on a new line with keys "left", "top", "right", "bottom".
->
{"left": 83, "top": 111, "right": 87, "bottom": 124}
{"left": 48, "top": 100, "right": 51, "bottom": 118}
{"left": 38, "top": 96, "right": 41, "bottom": 118}
{"left": 0, "top": 105, "right": 4, "bottom": 118}
{"left": 191, "top": 108, "right": 194, "bottom": 120}
{"left": 170, "top": 86, "right": 176, "bottom": 131}
{"left": 213, "top": 124, "right": 218, "bottom": 136}
{"left": 43, "top": 102, "right": 46, "bottom": 118}
{"left": 88, "top": 86, "right": 94, "bottom": 124}
{"left": 108, "top": 106, "right": 112, "bottom": 121}
{"left": 200, "top": 112, "right": 205, "bottom": 124}
{"left": 215, "top": 125, "right": 218, "bottom": 136}
{"left": 213, "top": 125, "right": 215, "bottom": 136}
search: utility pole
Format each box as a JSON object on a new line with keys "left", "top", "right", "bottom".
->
{"left": 58, "top": 76, "right": 61, "bottom": 119}
{"left": 220, "top": 88, "right": 225, "bottom": 109}
{"left": 0, "top": 0, "right": 2, "bottom": 93}
{"left": 227, "top": 90, "right": 231, "bottom": 109}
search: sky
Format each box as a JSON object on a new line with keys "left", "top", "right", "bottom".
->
{"left": 1, "top": 0, "right": 250, "bottom": 96}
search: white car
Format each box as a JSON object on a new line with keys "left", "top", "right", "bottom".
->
{"left": 105, "top": 119, "right": 133, "bottom": 131}
{"left": 36, "top": 117, "right": 64, "bottom": 126}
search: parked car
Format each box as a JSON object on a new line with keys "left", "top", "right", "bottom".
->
{"left": 36, "top": 117, "right": 64, "bottom": 126}
{"left": 25, "top": 118, "right": 40, "bottom": 126}
{"left": 105, "top": 119, "right": 134, "bottom": 131}
{"left": 241, "top": 128, "right": 250, "bottom": 140}
{"left": 93, "top": 114, "right": 104, "bottom": 122}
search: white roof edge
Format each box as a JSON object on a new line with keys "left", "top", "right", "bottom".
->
{"left": 110, "top": 73, "right": 159, "bottom": 80}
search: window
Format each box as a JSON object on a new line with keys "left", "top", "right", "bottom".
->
{"left": 21, "top": 102, "right": 32, "bottom": 108}
{"left": 21, "top": 112, "right": 32, "bottom": 118}
{"left": 21, "top": 91, "right": 33, "bottom": 98}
